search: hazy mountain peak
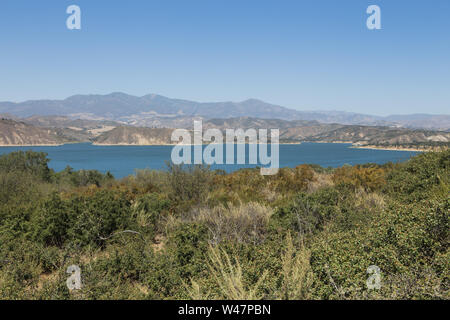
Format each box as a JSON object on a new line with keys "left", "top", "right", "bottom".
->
{"left": 240, "top": 98, "right": 266, "bottom": 104}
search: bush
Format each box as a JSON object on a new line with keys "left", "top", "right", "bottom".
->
{"left": 32, "top": 193, "right": 71, "bottom": 247}
{"left": 53, "top": 166, "right": 114, "bottom": 188}
{"left": 332, "top": 164, "right": 386, "bottom": 192}
{"left": 385, "top": 150, "right": 449, "bottom": 202}
{"left": 68, "top": 190, "right": 134, "bottom": 247}
{"left": 132, "top": 192, "right": 171, "bottom": 234}
{"left": 309, "top": 197, "right": 449, "bottom": 299}
{"left": 193, "top": 245, "right": 268, "bottom": 300}
{"left": 167, "top": 223, "right": 209, "bottom": 279}
{"left": 0, "top": 151, "right": 51, "bottom": 181}
{"left": 190, "top": 202, "right": 273, "bottom": 244}
{"left": 271, "top": 188, "right": 339, "bottom": 238}
{"left": 166, "top": 163, "right": 215, "bottom": 205}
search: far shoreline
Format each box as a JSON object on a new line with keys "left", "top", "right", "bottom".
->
{"left": 0, "top": 143, "right": 64, "bottom": 147}
{"left": 92, "top": 142, "right": 303, "bottom": 146}
{"left": 350, "top": 145, "right": 426, "bottom": 152}
{"left": 0, "top": 141, "right": 430, "bottom": 152}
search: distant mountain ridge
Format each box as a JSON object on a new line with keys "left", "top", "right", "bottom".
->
{"left": 0, "top": 92, "right": 449, "bottom": 130}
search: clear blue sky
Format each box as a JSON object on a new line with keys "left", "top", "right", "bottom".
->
{"left": 0, "top": 0, "right": 449, "bottom": 115}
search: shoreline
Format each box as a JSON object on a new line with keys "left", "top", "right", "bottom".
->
{"left": 351, "top": 145, "right": 425, "bottom": 152}
{"left": 0, "top": 142, "right": 437, "bottom": 152}
{"left": 93, "top": 142, "right": 303, "bottom": 146}
{"left": 0, "top": 143, "right": 64, "bottom": 147}
{"left": 93, "top": 142, "right": 175, "bottom": 146}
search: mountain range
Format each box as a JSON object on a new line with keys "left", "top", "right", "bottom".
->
{"left": 1, "top": 92, "right": 449, "bottom": 131}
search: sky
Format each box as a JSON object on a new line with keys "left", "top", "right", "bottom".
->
{"left": 0, "top": 0, "right": 449, "bottom": 116}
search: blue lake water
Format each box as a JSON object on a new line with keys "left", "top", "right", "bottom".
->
{"left": 0, "top": 143, "right": 419, "bottom": 178}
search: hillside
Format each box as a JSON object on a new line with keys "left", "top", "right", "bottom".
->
{"left": 204, "top": 117, "right": 320, "bottom": 130}
{"left": 1, "top": 93, "right": 449, "bottom": 130}
{"left": 385, "top": 114, "right": 450, "bottom": 131}
{"left": 0, "top": 119, "right": 76, "bottom": 146}
{"left": 201, "top": 118, "right": 450, "bottom": 147}
{"left": 2, "top": 115, "right": 449, "bottom": 148}
{"left": 22, "top": 115, "right": 120, "bottom": 141}
{"left": 92, "top": 118, "right": 450, "bottom": 148}
{"left": 305, "top": 125, "right": 450, "bottom": 147}
{"left": 204, "top": 117, "right": 345, "bottom": 141}
{"left": 23, "top": 115, "right": 120, "bottom": 129}
{"left": 93, "top": 126, "right": 175, "bottom": 145}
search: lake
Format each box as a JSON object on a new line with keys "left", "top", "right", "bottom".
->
{"left": 0, "top": 143, "right": 419, "bottom": 178}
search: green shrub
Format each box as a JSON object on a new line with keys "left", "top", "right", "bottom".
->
{"left": 167, "top": 223, "right": 209, "bottom": 279}
{"left": 166, "top": 163, "right": 215, "bottom": 204}
{"left": 132, "top": 193, "right": 171, "bottom": 230}
{"left": 68, "top": 190, "right": 134, "bottom": 247}
{"left": 0, "top": 151, "right": 51, "bottom": 181}
{"left": 31, "top": 193, "right": 71, "bottom": 247}
{"left": 309, "top": 198, "right": 449, "bottom": 299}
{"left": 385, "top": 150, "right": 449, "bottom": 202}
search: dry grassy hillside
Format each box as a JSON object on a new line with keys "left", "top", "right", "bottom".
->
{"left": 0, "top": 119, "right": 74, "bottom": 145}
{"left": 306, "top": 125, "right": 450, "bottom": 145}
{"left": 94, "top": 126, "right": 175, "bottom": 145}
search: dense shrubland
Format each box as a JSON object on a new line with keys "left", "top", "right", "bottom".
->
{"left": 0, "top": 149, "right": 448, "bottom": 299}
